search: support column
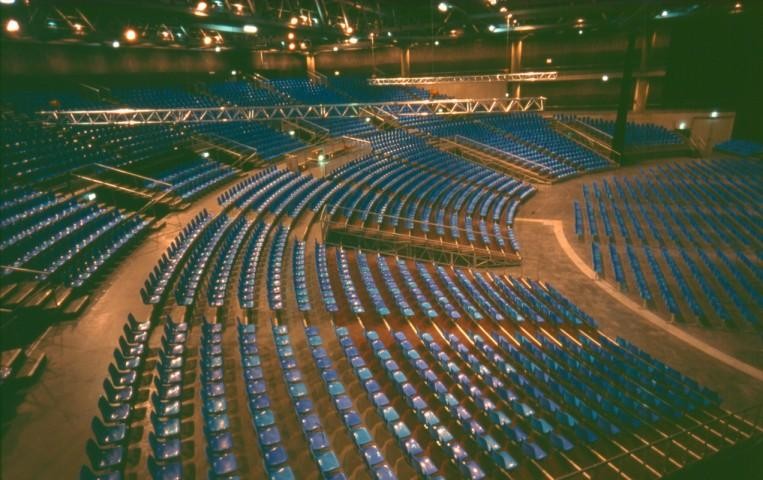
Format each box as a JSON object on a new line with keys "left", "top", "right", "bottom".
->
{"left": 400, "top": 47, "right": 411, "bottom": 77}
{"left": 305, "top": 54, "right": 316, "bottom": 75}
{"left": 509, "top": 40, "right": 523, "bottom": 97}
{"left": 613, "top": 31, "right": 638, "bottom": 162}
{"left": 632, "top": 30, "right": 655, "bottom": 112}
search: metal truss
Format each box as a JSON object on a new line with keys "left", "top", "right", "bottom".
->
{"left": 368, "top": 72, "right": 558, "bottom": 85}
{"left": 38, "top": 97, "right": 546, "bottom": 125}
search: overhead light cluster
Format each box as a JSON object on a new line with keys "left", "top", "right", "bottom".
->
{"left": 5, "top": 18, "right": 20, "bottom": 34}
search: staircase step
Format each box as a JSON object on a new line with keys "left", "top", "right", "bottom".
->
{"left": 3, "top": 282, "right": 39, "bottom": 306}
{"left": 22, "top": 287, "right": 53, "bottom": 308}
{"left": 63, "top": 294, "right": 90, "bottom": 316}
{"left": 15, "top": 353, "right": 46, "bottom": 383}
{"left": 1, "top": 348, "right": 25, "bottom": 372}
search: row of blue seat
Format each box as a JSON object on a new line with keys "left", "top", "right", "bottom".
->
{"left": 236, "top": 321, "right": 297, "bottom": 480}
{"left": 208, "top": 218, "right": 251, "bottom": 306}
{"left": 267, "top": 226, "right": 289, "bottom": 310}
{"left": 174, "top": 215, "right": 231, "bottom": 306}
{"left": 305, "top": 324, "right": 398, "bottom": 479}
{"left": 335, "top": 326, "right": 442, "bottom": 478}
{"left": 271, "top": 324, "right": 347, "bottom": 479}
{"left": 238, "top": 222, "right": 270, "bottom": 309}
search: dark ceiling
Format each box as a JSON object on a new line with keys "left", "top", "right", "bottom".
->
{"left": 0, "top": 1, "right": 753, "bottom": 52}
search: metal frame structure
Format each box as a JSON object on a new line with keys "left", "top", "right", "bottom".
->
{"left": 368, "top": 72, "right": 558, "bottom": 85}
{"left": 38, "top": 97, "right": 546, "bottom": 125}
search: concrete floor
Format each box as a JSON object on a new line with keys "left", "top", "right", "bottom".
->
{"left": 2, "top": 157, "right": 761, "bottom": 480}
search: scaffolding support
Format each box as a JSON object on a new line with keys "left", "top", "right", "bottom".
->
{"left": 38, "top": 97, "right": 547, "bottom": 125}
{"left": 368, "top": 71, "right": 558, "bottom": 85}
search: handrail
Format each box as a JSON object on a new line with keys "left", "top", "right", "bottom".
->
{"left": 340, "top": 135, "right": 372, "bottom": 148}
{"left": 72, "top": 174, "right": 154, "bottom": 198}
{"left": 552, "top": 119, "right": 621, "bottom": 162}
{"left": 573, "top": 118, "right": 613, "bottom": 140}
{"left": 93, "top": 163, "right": 172, "bottom": 187}
{"left": 0, "top": 264, "right": 50, "bottom": 275}
{"left": 452, "top": 134, "right": 534, "bottom": 167}
{"left": 199, "top": 132, "right": 258, "bottom": 154}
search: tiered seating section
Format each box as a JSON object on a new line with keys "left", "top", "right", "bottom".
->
{"left": 0, "top": 189, "right": 149, "bottom": 292}
{"left": 326, "top": 130, "right": 534, "bottom": 254}
{"left": 79, "top": 216, "right": 734, "bottom": 479}
{"left": 401, "top": 112, "right": 610, "bottom": 180}
{"left": 713, "top": 139, "right": 763, "bottom": 157}
{"left": 3, "top": 77, "right": 753, "bottom": 479}
{"left": 574, "top": 158, "right": 761, "bottom": 329}
{"left": 574, "top": 116, "right": 684, "bottom": 147}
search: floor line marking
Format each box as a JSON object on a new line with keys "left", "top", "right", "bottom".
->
{"left": 515, "top": 216, "right": 763, "bottom": 382}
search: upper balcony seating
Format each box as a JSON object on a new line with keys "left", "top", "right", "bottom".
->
{"left": 189, "top": 122, "right": 304, "bottom": 161}
{"left": 575, "top": 116, "right": 683, "bottom": 147}
{"left": 328, "top": 77, "right": 427, "bottom": 102}
{"left": 206, "top": 80, "right": 288, "bottom": 106}
{"left": 270, "top": 78, "right": 347, "bottom": 104}
{"left": 111, "top": 86, "right": 217, "bottom": 109}
{"left": 3, "top": 89, "right": 108, "bottom": 113}
{"left": 713, "top": 139, "right": 763, "bottom": 157}
{"left": 150, "top": 156, "right": 236, "bottom": 201}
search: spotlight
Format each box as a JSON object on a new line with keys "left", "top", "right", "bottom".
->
{"left": 348, "top": 36, "right": 358, "bottom": 44}
{"left": 300, "top": 41, "right": 307, "bottom": 50}
{"left": 601, "top": 74, "right": 609, "bottom": 82}
{"left": 318, "top": 153, "right": 326, "bottom": 162}
{"left": 5, "top": 18, "right": 20, "bottom": 33}
{"left": 194, "top": 1, "right": 208, "bottom": 16}
{"left": 243, "top": 24, "right": 258, "bottom": 34}
{"left": 288, "top": 130, "right": 296, "bottom": 136}
{"left": 661, "top": 10, "right": 669, "bottom": 17}
{"left": 124, "top": 28, "right": 137, "bottom": 42}
{"left": 577, "top": 18, "right": 584, "bottom": 23}
{"left": 438, "top": 2, "right": 449, "bottom": 13}
{"left": 710, "top": 111, "right": 719, "bottom": 118}
{"left": 73, "top": 23, "right": 83, "bottom": 33}
{"left": 288, "top": 42, "right": 296, "bottom": 50}
{"left": 203, "top": 35, "right": 213, "bottom": 46}
{"left": 365, "top": 117, "right": 371, "bottom": 123}
{"left": 334, "top": 70, "right": 340, "bottom": 76}
{"left": 332, "top": 46, "right": 339, "bottom": 51}
{"left": 678, "top": 121, "right": 687, "bottom": 130}
{"left": 546, "top": 57, "right": 553, "bottom": 64}
{"left": 214, "top": 45, "right": 221, "bottom": 52}
{"left": 488, "top": 25, "right": 496, "bottom": 32}
{"left": 734, "top": 2, "right": 742, "bottom": 8}
{"left": 499, "top": 6, "right": 507, "bottom": 13}
{"left": 387, "top": 31, "right": 392, "bottom": 37}
{"left": 231, "top": 70, "right": 237, "bottom": 75}
{"left": 434, "top": 40, "right": 440, "bottom": 46}
{"left": 112, "top": 40, "right": 120, "bottom": 48}
{"left": 290, "top": 17, "right": 298, "bottom": 26}
{"left": 287, "top": 32, "right": 295, "bottom": 40}
{"left": 578, "top": 29, "right": 584, "bottom": 35}
{"left": 488, "top": 0, "right": 497, "bottom": 5}
{"left": 0, "top": 0, "right": 16, "bottom": 4}
{"left": 345, "top": 26, "right": 353, "bottom": 34}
